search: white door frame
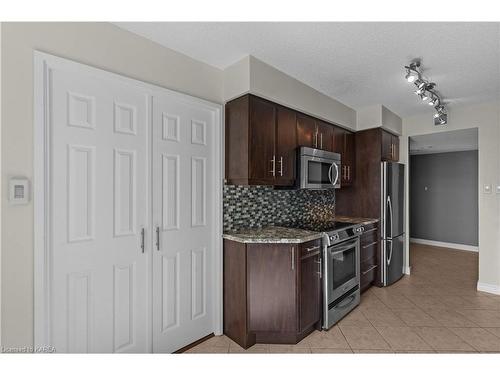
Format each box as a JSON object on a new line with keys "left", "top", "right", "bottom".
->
{"left": 33, "top": 51, "right": 224, "bottom": 349}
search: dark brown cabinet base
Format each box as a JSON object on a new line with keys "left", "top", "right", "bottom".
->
{"left": 223, "top": 239, "right": 322, "bottom": 348}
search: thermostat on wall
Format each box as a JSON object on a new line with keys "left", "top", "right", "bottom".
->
{"left": 9, "top": 177, "right": 30, "bottom": 205}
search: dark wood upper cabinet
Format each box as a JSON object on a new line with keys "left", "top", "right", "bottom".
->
{"left": 333, "top": 127, "right": 355, "bottom": 187}
{"left": 381, "top": 129, "right": 399, "bottom": 162}
{"left": 316, "top": 120, "right": 334, "bottom": 152}
{"left": 296, "top": 114, "right": 317, "bottom": 148}
{"left": 249, "top": 97, "right": 276, "bottom": 184}
{"left": 276, "top": 106, "right": 297, "bottom": 185}
{"left": 225, "top": 95, "right": 297, "bottom": 186}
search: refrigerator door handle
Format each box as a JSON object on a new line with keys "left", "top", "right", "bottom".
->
{"left": 387, "top": 195, "right": 393, "bottom": 239}
{"left": 387, "top": 239, "right": 393, "bottom": 266}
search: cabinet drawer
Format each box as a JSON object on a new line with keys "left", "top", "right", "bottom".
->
{"left": 360, "top": 257, "right": 378, "bottom": 292}
{"left": 299, "top": 239, "right": 322, "bottom": 258}
{"left": 360, "top": 239, "right": 378, "bottom": 263}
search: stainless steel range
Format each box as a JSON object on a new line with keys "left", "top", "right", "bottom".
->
{"left": 321, "top": 222, "right": 363, "bottom": 329}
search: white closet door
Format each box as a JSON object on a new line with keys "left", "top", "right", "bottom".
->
{"left": 152, "top": 92, "right": 216, "bottom": 352}
{"left": 49, "top": 67, "right": 150, "bottom": 353}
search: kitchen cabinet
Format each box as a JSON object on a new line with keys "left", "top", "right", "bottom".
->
{"left": 333, "top": 127, "right": 355, "bottom": 187}
{"left": 224, "top": 238, "right": 322, "bottom": 348}
{"left": 225, "top": 95, "right": 297, "bottom": 186}
{"left": 381, "top": 129, "right": 399, "bottom": 162}
{"left": 297, "top": 115, "right": 335, "bottom": 152}
{"left": 358, "top": 222, "right": 379, "bottom": 293}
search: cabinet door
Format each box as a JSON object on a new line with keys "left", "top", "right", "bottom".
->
{"left": 381, "top": 130, "right": 393, "bottom": 161}
{"left": 249, "top": 97, "right": 276, "bottom": 183}
{"left": 332, "top": 127, "right": 346, "bottom": 156}
{"left": 392, "top": 135, "right": 400, "bottom": 162}
{"left": 297, "top": 114, "right": 317, "bottom": 148}
{"left": 343, "top": 131, "right": 355, "bottom": 185}
{"left": 299, "top": 253, "right": 321, "bottom": 332}
{"left": 276, "top": 106, "right": 297, "bottom": 185}
{"left": 247, "top": 244, "right": 297, "bottom": 332}
{"left": 316, "top": 121, "right": 334, "bottom": 152}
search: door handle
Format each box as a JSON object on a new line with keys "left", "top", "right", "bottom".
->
{"left": 279, "top": 156, "right": 284, "bottom": 177}
{"left": 291, "top": 247, "right": 295, "bottom": 270}
{"left": 387, "top": 196, "right": 393, "bottom": 239}
{"left": 269, "top": 155, "right": 276, "bottom": 177}
{"left": 155, "top": 226, "right": 160, "bottom": 251}
{"left": 140, "top": 228, "right": 145, "bottom": 253}
{"left": 316, "top": 257, "right": 322, "bottom": 278}
{"left": 320, "top": 133, "right": 323, "bottom": 149}
{"left": 331, "top": 163, "right": 339, "bottom": 186}
{"left": 306, "top": 245, "right": 321, "bottom": 252}
{"left": 387, "top": 239, "right": 393, "bottom": 266}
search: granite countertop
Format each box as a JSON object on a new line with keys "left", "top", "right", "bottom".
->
{"left": 223, "top": 226, "right": 323, "bottom": 244}
{"left": 335, "top": 215, "right": 379, "bottom": 226}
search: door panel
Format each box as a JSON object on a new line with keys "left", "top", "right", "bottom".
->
{"left": 386, "top": 235, "right": 404, "bottom": 286}
{"left": 249, "top": 97, "right": 276, "bottom": 182}
{"left": 276, "top": 106, "right": 297, "bottom": 185}
{"left": 299, "top": 254, "right": 321, "bottom": 332}
{"left": 247, "top": 244, "right": 297, "bottom": 332}
{"left": 50, "top": 67, "right": 149, "bottom": 353}
{"left": 381, "top": 130, "right": 393, "bottom": 161}
{"left": 297, "top": 114, "right": 317, "bottom": 148}
{"left": 152, "top": 93, "right": 215, "bottom": 352}
{"left": 386, "top": 162, "right": 405, "bottom": 237}
{"left": 316, "top": 121, "right": 334, "bottom": 152}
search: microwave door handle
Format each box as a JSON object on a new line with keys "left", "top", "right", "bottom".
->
{"left": 328, "top": 163, "right": 333, "bottom": 184}
{"left": 331, "top": 162, "right": 339, "bottom": 186}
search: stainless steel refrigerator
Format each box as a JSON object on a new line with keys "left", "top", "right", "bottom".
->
{"left": 381, "top": 162, "right": 405, "bottom": 286}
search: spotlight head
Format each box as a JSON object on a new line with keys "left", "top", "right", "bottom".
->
{"left": 434, "top": 113, "right": 448, "bottom": 126}
{"left": 422, "top": 92, "right": 430, "bottom": 101}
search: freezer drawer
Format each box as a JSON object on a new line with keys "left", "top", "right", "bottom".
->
{"left": 381, "top": 234, "right": 405, "bottom": 286}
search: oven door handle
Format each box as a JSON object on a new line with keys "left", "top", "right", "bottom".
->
{"left": 329, "top": 239, "right": 358, "bottom": 256}
{"left": 337, "top": 293, "right": 356, "bottom": 308}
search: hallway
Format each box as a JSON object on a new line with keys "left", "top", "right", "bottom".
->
{"left": 186, "top": 244, "right": 500, "bottom": 353}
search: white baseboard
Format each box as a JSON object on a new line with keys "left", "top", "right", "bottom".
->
{"left": 410, "top": 238, "right": 478, "bottom": 252}
{"left": 404, "top": 266, "right": 411, "bottom": 275}
{"left": 477, "top": 282, "right": 500, "bottom": 296}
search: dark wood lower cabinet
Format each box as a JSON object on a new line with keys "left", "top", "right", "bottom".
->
{"left": 224, "top": 239, "right": 322, "bottom": 348}
{"left": 359, "top": 222, "right": 380, "bottom": 292}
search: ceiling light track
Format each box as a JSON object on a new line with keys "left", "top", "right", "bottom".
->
{"left": 404, "top": 60, "right": 447, "bottom": 125}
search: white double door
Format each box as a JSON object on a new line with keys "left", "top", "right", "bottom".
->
{"left": 47, "top": 57, "right": 217, "bottom": 353}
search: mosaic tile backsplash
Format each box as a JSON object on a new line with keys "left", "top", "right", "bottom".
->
{"left": 223, "top": 184, "right": 335, "bottom": 232}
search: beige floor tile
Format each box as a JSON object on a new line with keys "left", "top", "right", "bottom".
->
{"left": 361, "top": 307, "right": 407, "bottom": 327}
{"left": 485, "top": 327, "right": 500, "bottom": 338}
{"left": 301, "top": 327, "right": 350, "bottom": 349}
{"left": 375, "top": 326, "right": 432, "bottom": 350}
{"left": 413, "top": 327, "right": 475, "bottom": 351}
{"left": 269, "top": 345, "right": 312, "bottom": 353}
{"left": 456, "top": 309, "right": 500, "bottom": 327}
{"left": 449, "top": 327, "right": 500, "bottom": 352}
{"left": 394, "top": 350, "right": 437, "bottom": 353}
{"left": 196, "top": 335, "right": 233, "bottom": 349}
{"left": 392, "top": 308, "right": 441, "bottom": 327}
{"left": 353, "top": 349, "right": 395, "bottom": 353}
{"left": 377, "top": 293, "right": 417, "bottom": 309}
{"left": 405, "top": 295, "right": 447, "bottom": 309}
{"left": 460, "top": 296, "right": 500, "bottom": 310}
{"left": 423, "top": 308, "right": 478, "bottom": 327}
{"left": 339, "top": 326, "right": 390, "bottom": 350}
{"left": 229, "top": 343, "right": 270, "bottom": 353}
{"left": 311, "top": 348, "right": 353, "bottom": 353}
{"left": 337, "top": 308, "right": 372, "bottom": 327}
{"left": 435, "top": 350, "right": 478, "bottom": 354}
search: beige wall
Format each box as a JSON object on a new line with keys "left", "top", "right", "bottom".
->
{"left": 0, "top": 21, "right": 3, "bottom": 347}
{"left": 357, "top": 104, "right": 402, "bottom": 135}
{"left": 401, "top": 101, "right": 500, "bottom": 291}
{"left": 223, "top": 55, "right": 357, "bottom": 130}
{"left": 1, "top": 22, "right": 224, "bottom": 347}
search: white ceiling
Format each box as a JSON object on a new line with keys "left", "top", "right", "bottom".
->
{"left": 115, "top": 22, "right": 500, "bottom": 117}
{"left": 409, "top": 128, "right": 478, "bottom": 155}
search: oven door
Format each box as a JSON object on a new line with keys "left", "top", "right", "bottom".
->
{"left": 326, "top": 238, "right": 360, "bottom": 303}
{"left": 300, "top": 155, "right": 341, "bottom": 189}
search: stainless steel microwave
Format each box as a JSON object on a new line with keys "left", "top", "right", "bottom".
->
{"left": 298, "top": 147, "right": 341, "bottom": 189}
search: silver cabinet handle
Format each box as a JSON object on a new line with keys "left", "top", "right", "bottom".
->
{"left": 362, "top": 265, "right": 378, "bottom": 276}
{"left": 306, "top": 245, "right": 321, "bottom": 252}
{"left": 291, "top": 247, "right": 295, "bottom": 270}
{"left": 315, "top": 131, "right": 318, "bottom": 148}
{"left": 315, "top": 257, "right": 322, "bottom": 278}
{"left": 279, "top": 156, "right": 284, "bottom": 177}
{"left": 348, "top": 166, "right": 351, "bottom": 181}
{"left": 140, "top": 228, "right": 145, "bottom": 253}
{"left": 155, "top": 226, "right": 160, "bottom": 251}
{"left": 320, "top": 133, "right": 323, "bottom": 149}
{"left": 269, "top": 155, "right": 276, "bottom": 177}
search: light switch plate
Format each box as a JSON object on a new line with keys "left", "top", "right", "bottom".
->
{"left": 484, "top": 184, "right": 492, "bottom": 194}
{"left": 9, "top": 177, "right": 30, "bottom": 205}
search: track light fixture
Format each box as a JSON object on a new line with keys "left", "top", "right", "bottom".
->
{"left": 404, "top": 60, "right": 447, "bottom": 125}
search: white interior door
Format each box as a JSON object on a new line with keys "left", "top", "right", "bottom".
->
{"left": 49, "top": 66, "right": 150, "bottom": 352}
{"left": 152, "top": 92, "right": 216, "bottom": 352}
